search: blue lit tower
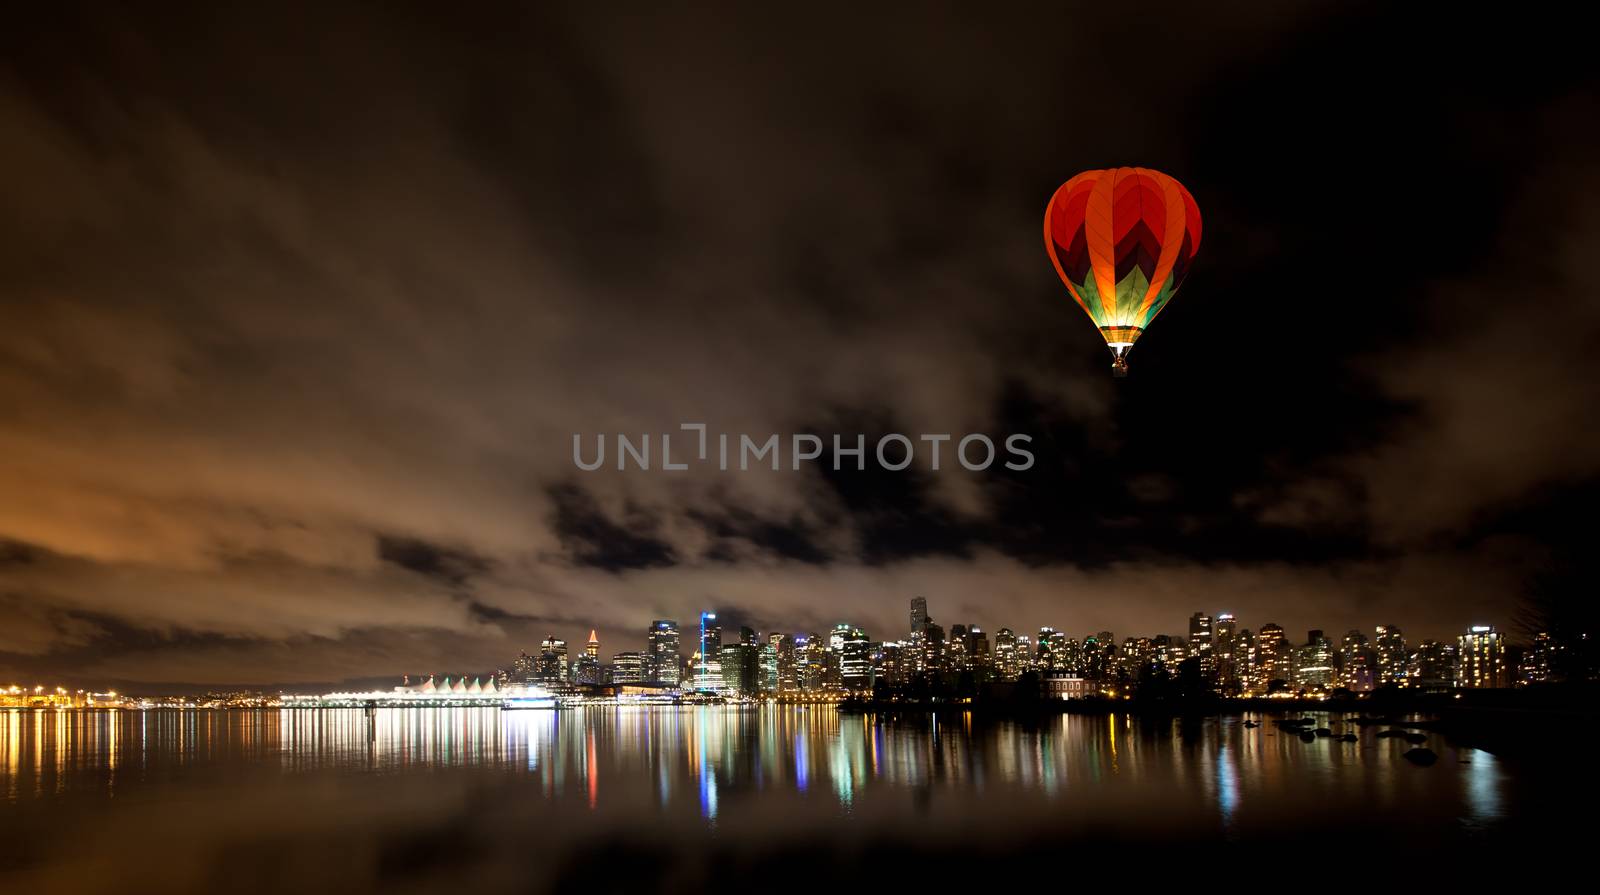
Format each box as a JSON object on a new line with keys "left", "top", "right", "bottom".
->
{"left": 699, "top": 612, "right": 723, "bottom": 691}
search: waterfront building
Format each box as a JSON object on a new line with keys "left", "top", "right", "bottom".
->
{"left": 1213, "top": 614, "right": 1237, "bottom": 692}
{"left": 698, "top": 612, "right": 723, "bottom": 691}
{"left": 993, "top": 628, "right": 1020, "bottom": 680}
{"left": 1409, "top": 640, "right": 1459, "bottom": 691}
{"left": 646, "top": 620, "right": 681, "bottom": 687}
{"left": 1188, "top": 613, "right": 1214, "bottom": 675}
{"left": 1295, "top": 630, "right": 1335, "bottom": 692}
{"left": 611, "top": 651, "right": 644, "bottom": 684}
{"left": 1458, "top": 625, "right": 1508, "bottom": 689}
{"left": 794, "top": 634, "right": 825, "bottom": 692}
{"left": 537, "top": 636, "right": 569, "bottom": 686}
{"left": 838, "top": 624, "right": 872, "bottom": 691}
{"left": 1519, "top": 632, "right": 1560, "bottom": 685}
{"left": 1258, "top": 624, "right": 1292, "bottom": 689}
{"left": 1042, "top": 674, "right": 1092, "bottom": 700}
{"left": 1375, "top": 625, "right": 1408, "bottom": 686}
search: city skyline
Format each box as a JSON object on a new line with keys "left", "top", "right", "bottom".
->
{"left": 441, "top": 597, "right": 1532, "bottom": 699}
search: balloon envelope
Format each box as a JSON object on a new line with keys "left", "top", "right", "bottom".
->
{"left": 1044, "top": 167, "right": 1201, "bottom": 373}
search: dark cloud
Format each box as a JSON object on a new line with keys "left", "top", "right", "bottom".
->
{"left": 377, "top": 535, "right": 491, "bottom": 586}
{"left": 1, "top": 2, "right": 1596, "bottom": 683}
{"left": 548, "top": 484, "right": 677, "bottom": 571}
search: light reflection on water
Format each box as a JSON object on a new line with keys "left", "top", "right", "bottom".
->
{"left": 0, "top": 707, "right": 1504, "bottom": 816}
{"left": 0, "top": 706, "right": 1558, "bottom": 892}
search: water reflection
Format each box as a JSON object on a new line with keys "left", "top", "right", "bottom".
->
{"left": 4, "top": 707, "right": 1582, "bottom": 893}
{"left": 1, "top": 706, "right": 1519, "bottom": 827}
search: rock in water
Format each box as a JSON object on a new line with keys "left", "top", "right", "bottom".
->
{"left": 1403, "top": 748, "right": 1438, "bottom": 766}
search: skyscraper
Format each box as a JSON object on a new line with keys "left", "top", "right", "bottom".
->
{"left": 512, "top": 650, "right": 537, "bottom": 685}
{"left": 1410, "top": 639, "right": 1459, "bottom": 690}
{"left": 1340, "top": 629, "right": 1375, "bottom": 692}
{"left": 1458, "top": 625, "right": 1507, "bottom": 689}
{"left": 572, "top": 629, "right": 603, "bottom": 686}
{"left": 1188, "top": 612, "right": 1214, "bottom": 660}
{"left": 537, "top": 636, "right": 569, "bottom": 686}
{"left": 1519, "top": 632, "right": 1560, "bottom": 685}
{"left": 910, "top": 596, "right": 928, "bottom": 635}
{"left": 1375, "top": 625, "right": 1407, "bottom": 686}
{"left": 611, "top": 651, "right": 644, "bottom": 684}
{"left": 1295, "top": 630, "right": 1334, "bottom": 691}
{"left": 968, "top": 626, "right": 991, "bottom": 670}
{"left": 760, "top": 636, "right": 780, "bottom": 694}
{"left": 948, "top": 624, "right": 969, "bottom": 670}
{"left": 794, "top": 633, "right": 824, "bottom": 692}
{"left": 1213, "top": 614, "right": 1238, "bottom": 692}
{"left": 647, "top": 619, "right": 681, "bottom": 687}
{"left": 839, "top": 625, "right": 872, "bottom": 691}
{"left": 994, "top": 628, "right": 1019, "bottom": 680}
{"left": 720, "top": 640, "right": 760, "bottom": 696}
{"left": 698, "top": 612, "right": 723, "bottom": 691}
{"left": 1236, "top": 629, "right": 1261, "bottom": 694}
{"left": 1258, "top": 624, "right": 1291, "bottom": 690}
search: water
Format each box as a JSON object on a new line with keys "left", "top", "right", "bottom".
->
{"left": 0, "top": 707, "right": 1579, "bottom": 891}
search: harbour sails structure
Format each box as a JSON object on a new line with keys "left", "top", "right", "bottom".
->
{"left": 281, "top": 675, "right": 558, "bottom": 709}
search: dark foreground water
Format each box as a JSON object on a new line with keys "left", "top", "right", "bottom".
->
{"left": 0, "top": 706, "right": 1586, "bottom": 892}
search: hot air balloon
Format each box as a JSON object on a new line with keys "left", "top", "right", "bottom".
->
{"left": 1044, "top": 168, "right": 1201, "bottom": 376}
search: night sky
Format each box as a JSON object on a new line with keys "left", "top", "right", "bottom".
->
{"left": 3, "top": 3, "right": 1596, "bottom": 688}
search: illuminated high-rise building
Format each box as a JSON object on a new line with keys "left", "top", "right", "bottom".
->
{"left": 719, "top": 640, "right": 761, "bottom": 696}
{"left": 876, "top": 641, "right": 908, "bottom": 685}
{"left": 1458, "top": 625, "right": 1507, "bottom": 689}
{"left": 1409, "top": 639, "right": 1458, "bottom": 690}
{"left": 1188, "top": 613, "right": 1214, "bottom": 673}
{"left": 1154, "top": 634, "right": 1186, "bottom": 673}
{"left": 1375, "top": 625, "right": 1408, "bottom": 686}
{"left": 698, "top": 612, "right": 723, "bottom": 691}
{"left": 1038, "top": 627, "right": 1068, "bottom": 670}
{"left": 922, "top": 623, "right": 946, "bottom": 673}
{"left": 1295, "top": 630, "right": 1335, "bottom": 691}
{"left": 1083, "top": 632, "right": 1115, "bottom": 683}
{"left": 994, "top": 628, "right": 1020, "bottom": 680}
{"left": 794, "top": 633, "right": 824, "bottom": 692}
{"left": 1340, "top": 629, "right": 1375, "bottom": 692}
{"left": 1519, "top": 632, "right": 1560, "bottom": 685}
{"left": 512, "top": 650, "right": 537, "bottom": 685}
{"left": 769, "top": 633, "right": 792, "bottom": 693}
{"left": 968, "top": 626, "right": 991, "bottom": 671}
{"left": 910, "top": 596, "right": 929, "bottom": 635}
{"left": 611, "top": 651, "right": 644, "bottom": 684}
{"left": 837, "top": 624, "right": 871, "bottom": 691}
{"left": 1213, "top": 615, "right": 1238, "bottom": 692}
{"left": 1257, "top": 624, "right": 1291, "bottom": 689}
{"left": 537, "top": 636, "right": 569, "bottom": 685}
{"left": 647, "top": 619, "right": 681, "bottom": 687}
{"left": 948, "top": 624, "right": 970, "bottom": 670}
{"left": 1235, "top": 629, "right": 1261, "bottom": 694}
{"left": 1121, "top": 637, "right": 1154, "bottom": 676}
